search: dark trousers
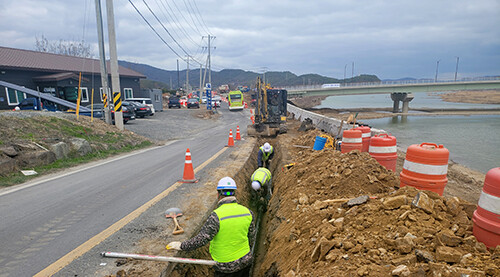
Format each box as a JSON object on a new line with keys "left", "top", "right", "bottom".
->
{"left": 214, "top": 266, "right": 250, "bottom": 277}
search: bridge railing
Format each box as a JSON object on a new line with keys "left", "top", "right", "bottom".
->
{"left": 284, "top": 76, "right": 500, "bottom": 91}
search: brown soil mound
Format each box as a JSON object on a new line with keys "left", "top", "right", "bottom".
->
{"left": 257, "top": 128, "right": 499, "bottom": 276}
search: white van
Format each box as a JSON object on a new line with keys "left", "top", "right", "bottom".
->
{"left": 125, "top": 98, "right": 155, "bottom": 115}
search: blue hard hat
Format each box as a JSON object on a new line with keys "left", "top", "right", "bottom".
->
{"left": 217, "top": 177, "right": 237, "bottom": 190}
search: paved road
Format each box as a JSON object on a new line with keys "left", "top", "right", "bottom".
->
{"left": 0, "top": 104, "right": 250, "bottom": 277}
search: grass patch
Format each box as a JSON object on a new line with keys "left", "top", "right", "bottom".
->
{"left": 0, "top": 140, "right": 153, "bottom": 187}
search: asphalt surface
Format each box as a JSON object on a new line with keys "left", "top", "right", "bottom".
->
{"left": 0, "top": 103, "right": 251, "bottom": 277}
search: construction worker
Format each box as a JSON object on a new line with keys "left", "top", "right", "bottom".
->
{"left": 166, "top": 177, "right": 255, "bottom": 277}
{"left": 250, "top": 167, "right": 272, "bottom": 209}
{"left": 257, "top": 142, "right": 274, "bottom": 169}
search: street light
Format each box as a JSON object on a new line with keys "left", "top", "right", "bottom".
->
{"left": 344, "top": 64, "right": 347, "bottom": 84}
{"left": 435, "top": 60, "right": 440, "bottom": 82}
{"left": 454, "top": 57, "right": 460, "bottom": 82}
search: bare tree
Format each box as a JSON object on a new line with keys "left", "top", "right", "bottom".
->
{"left": 35, "top": 35, "right": 94, "bottom": 58}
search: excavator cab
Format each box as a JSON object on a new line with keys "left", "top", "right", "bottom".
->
{"left": 248, "top": 78, "right": 288, "bottom": 137}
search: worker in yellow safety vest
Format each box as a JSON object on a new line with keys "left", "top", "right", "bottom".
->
{"left": 257, "top": 142, "right": 274, "bottom": 169}
{"left": 250, "top": 167, "right": 272, "bottom": 206}
{"left": 166, "top": 177, "right": 255, "bottom": 276}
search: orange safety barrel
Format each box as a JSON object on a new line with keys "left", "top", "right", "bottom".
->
{"left": 399, "top": 143, "right": 449, "bottom": 195}
{"left": 341, "top": 129, "right": 362, "bottom": 154}
{"left": 473, "top": 167, "right": 500, "bottom": 249}
{"left": 369, "top": 133, "right": 397, "bottom": 172}
{"left": 354, "top": 126, "right": 371, "bottom": 152}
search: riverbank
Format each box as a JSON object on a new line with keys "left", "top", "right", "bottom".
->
{"left": 290, "top": 89, "right": 500, "bottom": 120}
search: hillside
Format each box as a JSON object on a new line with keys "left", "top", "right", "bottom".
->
{"left": 119, "top": 60, "right": 380, "bottom": 91}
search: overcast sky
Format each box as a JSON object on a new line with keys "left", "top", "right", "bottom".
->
{"left": 1, "top": 0, "right": 499, "bottom": 80}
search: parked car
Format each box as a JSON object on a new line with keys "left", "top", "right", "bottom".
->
{"left": 187, "top": 98, "right": 200, "bottom": 109}
{"left": 123, "top": 101, "right": 152, "bottom": 118}
{"left": 84, "top": 103, "right": 135, "bottom": 124}
{"left": 168, "top": 96, "right": 181, "bottom": 108}
{"left": 126, "top": 98, "right": 155, "bottom": 115}
{"left": 17, "top": 97, "right": 58, "bottom": 112}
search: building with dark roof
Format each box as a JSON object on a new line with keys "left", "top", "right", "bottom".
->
{"left": 0, "top": 46, "right": 146, "bottom": 110}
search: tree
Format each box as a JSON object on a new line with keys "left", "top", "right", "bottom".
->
{"left": 35, "top": 35, "right": 94, "bottom": 58}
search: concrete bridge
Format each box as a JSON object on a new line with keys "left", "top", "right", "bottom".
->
{"left": 285, "top": 78, "right": 500, "bottom": 113}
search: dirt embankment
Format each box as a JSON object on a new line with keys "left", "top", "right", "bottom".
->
{"left": 253, "top": 124, "right": 498, "bottom": 276}
{"left": 0, "top": 112, "right": 154, "bottom": 185}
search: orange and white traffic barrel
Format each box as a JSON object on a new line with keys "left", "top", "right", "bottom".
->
{"left": 341, "top": 129, "right": 362, "bottom": 154}
{"left": 369, "top": 133, "right": 397, "bottom": 172}
{"left": 473, "top": 167, "right": 500, "bottom": 249}
{"left": 399, "top": 143, "right": 449, "bottom": 195}
{"left": 354, "top": 126, "right": 371, "bottom": 152}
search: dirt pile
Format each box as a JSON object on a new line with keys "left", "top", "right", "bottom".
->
{"left": 257, "top": 129, "right": 499, "bottom": 276}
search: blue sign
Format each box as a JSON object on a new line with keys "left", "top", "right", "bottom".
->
{"left": 206, "top": 88, "right": 212, "bottom": 110}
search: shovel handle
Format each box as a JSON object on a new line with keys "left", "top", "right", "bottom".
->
{"left": 172, "top": 217, "right": 184, "bottom": 235}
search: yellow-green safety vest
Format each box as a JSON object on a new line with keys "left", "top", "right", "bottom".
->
{"left": 259, "top": 145, "right": 273, "bottom": 161}
{"left": 210, "top": 203, "right": 252, "bottom": 263}
{"left": 251, "top": 167, "right": 271, "bottom": 186}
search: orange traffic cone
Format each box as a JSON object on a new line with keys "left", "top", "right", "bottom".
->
{"left": 235, "top": 126, "right": 241, "bottom": 140}
{"left": 250, "top": 116, "right": 255, "bottom": 124}
{"left": 226, "top": 129, "right": 235, "bottom": 147}
{"left": 180, "top": 148, "right": 198, "bottom": 183}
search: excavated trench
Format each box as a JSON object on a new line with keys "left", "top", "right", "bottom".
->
{"left": 166, "top": 137, "right": 285, "bottom": 277}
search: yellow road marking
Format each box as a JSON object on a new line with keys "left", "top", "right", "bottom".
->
{"left": 34, "top": 146, "right": 228, "bottom": 277}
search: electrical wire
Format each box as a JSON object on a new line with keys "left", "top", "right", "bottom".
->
{"left": 168, "top": 0, "right": 202, "bottom": 36}
{"left": 128, "top": 0, "right": 185, "bottom": 61}
{"left": 190, "top": 0, "right": 212, "bottom": 36}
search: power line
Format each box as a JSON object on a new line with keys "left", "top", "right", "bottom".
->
{"left": 169, "top": 0, "right": 201, "bottom": 36}
{"left": 190, "top": 0, "right": 212, "bottom": 35}
{"left": 128, "top": 0, "right": 184, "bottom": 61}
{"left": 154, "top": 0, "right": 202, "bottom": 50}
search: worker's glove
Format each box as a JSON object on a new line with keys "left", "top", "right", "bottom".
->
{"left": 166, "top": 241, "right": 182, "bottom": 250}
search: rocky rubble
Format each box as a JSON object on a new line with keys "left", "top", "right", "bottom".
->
{"left": 257, "top": 129, "right": 499, "bottom": 277}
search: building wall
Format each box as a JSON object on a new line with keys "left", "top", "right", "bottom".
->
{"left": 0, "top": 68, "right": 142, "bottom": 110}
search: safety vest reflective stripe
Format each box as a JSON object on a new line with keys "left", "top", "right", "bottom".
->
{"left": 369, "top": 146, "right": 397, "bottom": 153}
{"left": 220, "top": 213, "right": 252, "bottom": 221}
{"left": 403, "top": 160, "right": 448, "bottom": 175}
{"left": 251, "top": 169, "right": 270, "bottom": 185}
{"left": 478, "top": 191, "right": 500, "bottom": 215}
{"left": 342, "top": 137, "right": 362, "bottom": 143}
{"left": 361, "top": 133, "right": 371, "bottom": 138}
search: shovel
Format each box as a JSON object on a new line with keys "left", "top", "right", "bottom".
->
{"left": 165, "top": 207, "right": 184, "bottom": 235}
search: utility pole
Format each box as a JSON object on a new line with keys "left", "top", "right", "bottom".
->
{"left": 435, "top": 60, "right": 440, "bottom": 82}
{"left": 199, "top": 64, "right": 202, "bottom": 97}
{"left": 177, "top": 59, "right": 180, "bottom": 90}
{"left": 94, "top": 0, "right": 112, "bottom": 124}
{"left": 186, "top": 55, "right": 190, "bottom": 94}
{"left": 106, "top": 0, "right": 123, "bottom": 130}
{"left": 208, "top": 34, "right": 212, "bottom": 84}
{"left": 454, "top": 57, "right": 460, "bottom": 82}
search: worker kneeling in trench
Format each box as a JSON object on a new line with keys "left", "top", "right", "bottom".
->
{"left": 250, "top": 167, "right": 272, "bottom": 211}
{"left": 166, "top": 177, "right": 256, "bottom": 277}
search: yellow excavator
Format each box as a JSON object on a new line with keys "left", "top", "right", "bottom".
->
{"left": 247, "top": 77, "right": 288, "bottom": 137}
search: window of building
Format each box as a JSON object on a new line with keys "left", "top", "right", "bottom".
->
{"left": 80, "top": 87, "right": 89, "bottom": 102}
{"left": 6, "top": 87, "right": 25, "bottom": 105}
{"left": 155, "top": 94, "right": 160, "bottom": 102}
{"left": 124, "top": 88, "right": 133, "bottom": 99}
{"left": 100, "top": 87, "right": 110, "bottom": 102}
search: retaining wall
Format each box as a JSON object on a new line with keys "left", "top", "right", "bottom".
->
{"left": 287, "top": 103, "right": 386, "bottom": 136}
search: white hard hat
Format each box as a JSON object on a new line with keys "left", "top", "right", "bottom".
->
{"left": 263, "top": 142, "right": 271, "bottom": 152}
{"left": 217, "top": 176, "right": 237, "bottom": 190}
{"left": 251, "top": 181, "right": 261, "bottom": 191}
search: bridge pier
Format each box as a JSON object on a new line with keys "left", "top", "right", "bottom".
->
{"left": 391, "top": 92, "right": 414, "bottom": 113}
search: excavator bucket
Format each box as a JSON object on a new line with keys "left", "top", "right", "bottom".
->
{"left": 247, "top": 124, "right": 278, "bottom": 137}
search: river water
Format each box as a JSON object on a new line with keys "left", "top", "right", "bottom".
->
{"left": 316, "top": 92, "right": 500, "bottom": 173}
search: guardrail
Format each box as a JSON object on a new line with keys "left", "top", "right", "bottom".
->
{"left": 284, "top": 76, "right": 500, "bottom": 91}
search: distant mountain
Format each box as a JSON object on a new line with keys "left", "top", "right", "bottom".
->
{"left": 119, "top": 60, "right": 380, "bottom": 90}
